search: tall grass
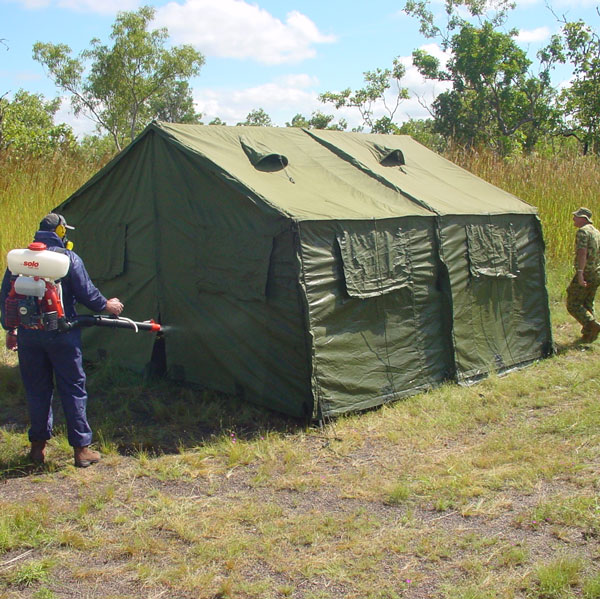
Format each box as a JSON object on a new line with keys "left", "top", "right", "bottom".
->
{"left": 448, "top": 147, "right": 600, "bottom": 265}
{"left": 1, "top": 145, "right": 600, "bottom": 268}
{"left": 0, "top": 150, "right": 106, "bottom": 269}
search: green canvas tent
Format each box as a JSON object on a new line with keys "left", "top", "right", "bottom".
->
{"left": 57, "top": 122, "right": 553, "bottom": 419}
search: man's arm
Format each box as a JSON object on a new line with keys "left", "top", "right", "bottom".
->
{"left": 576, "top": 247, "right": 588, "bottom": 287}
{"left": 68, "top": 253, "right": 108, "bottom": 312}
{"left": 69, "top": 255, "right": 124, "bottom": 316}
{"left": 0, "top": 269, "right": 13, "bottom": 330}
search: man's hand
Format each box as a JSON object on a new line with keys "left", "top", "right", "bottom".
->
{"left": 5, "top": 329, "right": 17, "bottom": 351}
{"left": 105, "top": 298, "right": 124, "bottom": 316}
{"left": 578, "top": 270, "right": 588, "bottom": 287}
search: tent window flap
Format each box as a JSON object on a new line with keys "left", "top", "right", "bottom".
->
{"left": 466, "top": 223, "right": 518, "bottom": 278}
{"left": 336, "top": 228, "right": 411, "bottom": 298}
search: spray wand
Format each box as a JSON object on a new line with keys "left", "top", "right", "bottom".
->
{"left": 62, "top": 314, "right": 163, "bottom": 333}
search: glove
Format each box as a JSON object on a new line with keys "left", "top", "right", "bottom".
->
{"left": 6, "top": 329, "right": 17, "bottom": 352}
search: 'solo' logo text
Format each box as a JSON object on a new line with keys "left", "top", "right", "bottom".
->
{"left": 23, "top": 261, "right": 39, "bottom": 268}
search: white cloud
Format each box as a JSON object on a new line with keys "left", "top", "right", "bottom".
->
{"left": 516, "top": 26, "right": 550, "bottom": 43}
{"left": 552, "top": 0, "right": 600, "bottom": 6}
{"left": 194, "top": 74, "right": 323, "bottom": 125}
{"left": 10, "top": 0, "right": 139, "bottom": 12}
{"left": 194, "top": 45, "right": 452, "bottom": 131}
{"left": 154, "top": 0, "right": 336, "bottom": 65}
{"left": 57, "top": 0, "right": 138, "bottom": 13}
{"left": 9, "top": 0, "right": 50, "bottom": 7}
{"left": 379, "top": 48, "right": 451, "bottom": 123}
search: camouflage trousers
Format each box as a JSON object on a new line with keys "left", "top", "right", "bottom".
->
{"left": 566, "top": 273, "right": 600, "bottom": 327}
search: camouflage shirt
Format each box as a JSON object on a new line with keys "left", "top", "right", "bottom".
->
{"left": 575, "top": 223, "right": 600, "bottom": 273}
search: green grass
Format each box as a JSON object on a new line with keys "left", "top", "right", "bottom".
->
{"left": 1, "top": 148, "right": 600, "bottom": 597}
{"left": 0, "top": 273, "right": 599, "bottom": 598}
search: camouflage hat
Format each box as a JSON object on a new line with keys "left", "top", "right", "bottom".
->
{"left": 573, "top": 207, "right": 593, "bottom": 223}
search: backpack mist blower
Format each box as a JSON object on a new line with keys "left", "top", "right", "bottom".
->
{"left": 4, "top": 242, "right": 162, "bottom": 334}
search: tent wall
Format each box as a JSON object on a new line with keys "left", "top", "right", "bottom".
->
{"left": 62, "top": 131, "right": 313, "bottom": 417}
{"left": 149, "top": 135, "right": 312, "bottom": 417}
{"left": 299, "top": 217, "right": 454, "bottom": 417}
{"left": 61, "top": 133, "right": 159, "bottom": 372}
{"left": 438, "top": 214, "right": 552, "bottom": 380}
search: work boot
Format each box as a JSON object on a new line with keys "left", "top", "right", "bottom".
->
{"left": 74, "top": 446, "right": 101, "bottom": 468}
{"left": 582, "top": 320, "right": 600, "bottom": 343}
{"left": 29, "top": 440, "right": 46, "bottom": 464}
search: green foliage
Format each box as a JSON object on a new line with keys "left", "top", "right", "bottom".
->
{"left": 0, "top": 90, "right": 76, "bottom": 157}
{"left": 546, "top": 18, "right": 600, "bottom": 155}
{"left": 33, "top": 5, "right": 204, "bottom": 151}
{"left": 78, "top": 133, "right": 118, "bottom": 163}
{"left": 236, "top": 108, "right": 272, "bottom": 127}
{"left": 403, "top": 0, "right": 517, "bottom": 47}
{"left": 397, "top": 118, "right": 447, "bottom": 151}
{"left": 319, "top": 57, "right": 409, "bottom": 133}
{"left": 149, "top": 80, "right": 202, "bottom": 125}
{"left": 412, "top": 22, "right": 557, "bottom": 155}
{"left": 286, "top": 111, "right": 347, "bottom": 131}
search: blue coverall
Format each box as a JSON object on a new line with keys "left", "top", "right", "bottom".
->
{"left": 0, "top": 231, "right": 107, "bottom": 447}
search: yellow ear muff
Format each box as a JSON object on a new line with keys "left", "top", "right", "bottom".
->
{"left": 65, "top": 241, "right": 74, "bottom": 250}
{"left": 55, "top": 224, "right": 66, "bottom": 239}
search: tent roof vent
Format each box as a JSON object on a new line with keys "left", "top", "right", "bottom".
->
{"left": 240, "top": 137, "right": 289, "bottom": 172}
{"left": 371, "top": 143, "right": 405, "bottom": 167}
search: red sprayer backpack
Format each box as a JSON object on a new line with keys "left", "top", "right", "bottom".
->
{"left": 4, "top": 242, "right": 70, "bottom": 331}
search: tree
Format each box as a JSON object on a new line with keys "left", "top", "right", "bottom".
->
{"left": 397, "top": 118, "right": 447, "bottom": 152}
{"left": 404, "top": 0, "right": 516, "bottom": 48}
{"left": 406, "top": 2, "right": 557, "bottom": 154}
{"left": 33, "top": 6, "right": 204, "bottom": 151}
{"left": 78, "top": 133, "right": 118, "bottom": 163}
{"left": 208, "top": 117, "right": 227, "bottom": 126}
{"left": 319, "top": 58, "right": 409, "bottom": 133}
{"left": 545, "top": 17, "right": 600, "bottom": 155}
{"left": 237, "top": 108, "right": 272, "bottom": 127}
{"left": 286, "top": 111, "right": 347, "bottom": 130}
{"left": 149, "top": 81, "right": 202, "bottom": 124}
{"left": 0, "top": 90, "right": 76, "bottom": 156}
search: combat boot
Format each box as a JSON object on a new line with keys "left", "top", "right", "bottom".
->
{"left": 29, "top": 440, "right": 46, "bottom": 464}
{"left": 581, "top": 320, "right": 600, "bottom": 343}
{"left": 584, "top": 320, "right": 600, "bottom": 343}
{"left": 74, "top": 446, "right": 101, "bottom": 468}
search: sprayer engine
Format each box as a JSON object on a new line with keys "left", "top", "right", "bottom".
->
{"left": 5, "top": 242, "right": 163, "bottom": 335}
{"left": 5, "top": 242, "right": 69, "bottom": 331}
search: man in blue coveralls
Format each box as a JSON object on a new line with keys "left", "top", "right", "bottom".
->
{"left": 1, "top": 213, "right": 124, "bottom": 467}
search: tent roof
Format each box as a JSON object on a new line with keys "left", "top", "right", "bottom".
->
{"left": 151, "top": 122, "right": 434, "bottom": 221}
{"left": 67, "top": 122, "right": 536, "bottom": 221}
{"left": 305, "top": 129, "right": 537, "bottom": 216}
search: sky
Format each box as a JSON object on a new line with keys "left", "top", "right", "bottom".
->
{"left": 1, "top": 0, "right": 598, "bottom": 137}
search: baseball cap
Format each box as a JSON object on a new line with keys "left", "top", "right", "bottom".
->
{"left": 39, "top": 213, "right": 75, "bottom": 231}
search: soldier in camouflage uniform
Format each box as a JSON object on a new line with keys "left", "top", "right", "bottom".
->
{"left": 566, "top": 207, "right": 600, "bottom": 343}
